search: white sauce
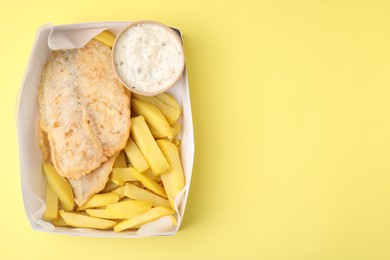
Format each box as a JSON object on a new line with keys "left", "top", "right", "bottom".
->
{"left": 113, "top": 22, "right": 184, "bottom": 94}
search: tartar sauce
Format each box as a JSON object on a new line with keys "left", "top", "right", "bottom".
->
{"left": 113, "top": 22, "right": 185, "bottom": 94}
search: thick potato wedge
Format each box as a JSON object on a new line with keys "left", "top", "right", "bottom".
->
{"left": 111, "top": 167, "right": 138, "bottom": 185}
{"left": 44, "top": 185, "right": 58, "bottom": 220}
{"left": 77, "top": 193, "right": 119, "bottom": 211}
{"left": 156, "top": 140, "right": 186, "bottom": 209}
{"left": 131, "top": 99, "right": 173, "bottom": 139}
{"left": 124, "top": 183, "right": 170, "bottom": 208}
{"left": 42, "top": 163, "right": 74, "bottom": 211}
{"left": 132, "top": 93, "right": 181, "bottom": 125}
{"left": 59, "top": 210, "right": 116, "bottom": 230}
{"left": 114, "top": 206, "right": 174, "bottom": 232}
{"left": 114, "top": 150, "right": 127, "bottom": 168}
{"left": 155, "top": 93, "right": 181, "bottom": 111}
{"left": 129, "top": 167, "right": 167, "bottom": 198}
{"left": 105, "top": 200, "right": 152, "bottom": 219}
{"left": 131, "top": 116, "right": 170, "bottom": 175}
{"left": 124, "top": 137, "right": 150, "bottom": 173}
{"left": 93, "top": 30, "right": 116, "bottom": 48}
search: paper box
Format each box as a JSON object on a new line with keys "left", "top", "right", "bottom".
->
{"left": 16, "top": 21, "right": 194, "bottom": 238}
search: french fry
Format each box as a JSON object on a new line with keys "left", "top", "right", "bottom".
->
{"left": 114, "top": 206, "right": 174, "bottom": 232}
{"left": 131, "top": 116, "right": 170, "bottom": 175}
{"left": 124, "top": 183, "right": 171, "bottom": 208}
{"left": 77, "top": 193, "right": 119, "bottom": 211}
{"left": 155, "top": 92, "right": 181, "bottom": 111}
{"left": 105, "top": 200, "right": 152, "bottom": 219}
{"left": 129, "top": 167, "right": 167, "bottom": 198}
{"left": 93, "top": 30, "right": 116, "bottom": 48}
{"left": 124, "top": 137, "right": 149, "bottom": 173}
{"left": 44, "top": 185, "right": 58, "bottom": 220}
{"left": 132, "top": 93, "right": 181, "bottom": 125}
{"left": 111, "top": 167, "right": 138, "bottom": 185}
{"left": 59, "top": 210, "right": 116, "bottom": 230}
{"left": 156, "top": 140, "right": 186, "bottom": 209}
{"left": 131, "top": 99, "right": 173, "bottom": 139}
{"left": 114, "top": 150, "right": 127, "bottom": 167}
{"left": 42, "top": 163, "right": 74, "bottom": 211}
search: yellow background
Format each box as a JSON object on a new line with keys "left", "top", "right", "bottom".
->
{"left": 2, "top": 0, "right": 390, "bottom": 259}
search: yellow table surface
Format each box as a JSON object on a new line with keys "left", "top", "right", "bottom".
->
{"left": 2, "top": 0, "right": 390, "bottom": 259}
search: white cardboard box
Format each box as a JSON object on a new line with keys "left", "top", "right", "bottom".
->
{"left": 16, "top": 21, "right": 194, "bottom": 238}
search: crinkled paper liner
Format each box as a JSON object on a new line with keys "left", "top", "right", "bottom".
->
{"left": 17, "top": 22, "right": 194, "bottom": 238}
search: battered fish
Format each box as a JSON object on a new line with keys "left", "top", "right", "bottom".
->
{"left": 38, "top": 40, "right": 131, "bottom": 179}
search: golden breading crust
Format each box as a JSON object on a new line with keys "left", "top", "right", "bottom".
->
{"left": 38, "top": 40, "right": 130, "bottom": 179}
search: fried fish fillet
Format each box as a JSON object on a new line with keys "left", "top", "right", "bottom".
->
{"left": 74, "top": 40, "right": 131, "bottom": 157}
{"left": 38, "top": 40, "right": 130, "bottom": 179}
{"left": 69, "top": 155, "right": 117, "bottom": 206}
{"left": 38, "top": 52, "right": 107, "bottom": 179}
